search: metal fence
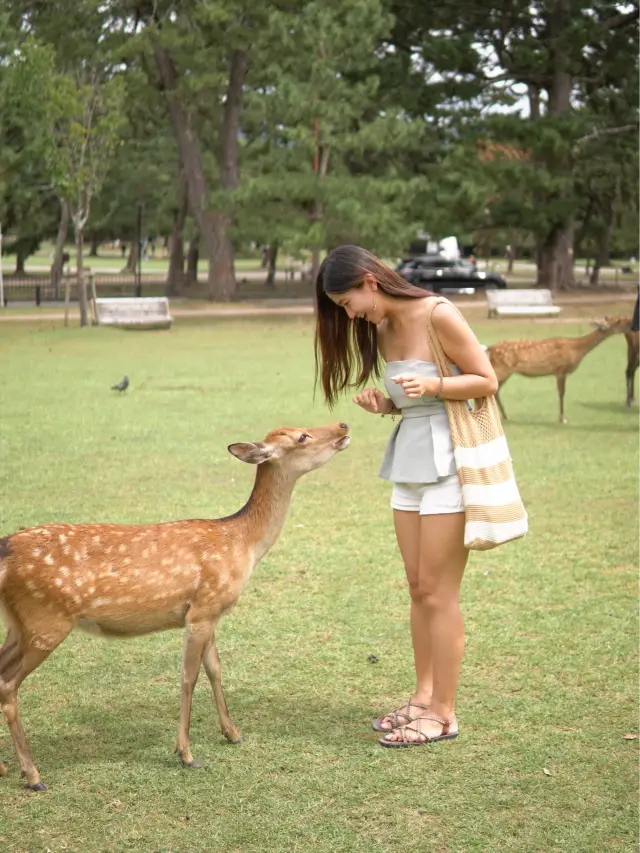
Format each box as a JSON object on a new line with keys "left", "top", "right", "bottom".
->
{"left": 1, "top": 274, "right": 167, "bottom": 305}
{"left": 1, "top": 271, "right": 315, "bottom": 306}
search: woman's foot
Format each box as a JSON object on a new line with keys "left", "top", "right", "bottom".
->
{"left": 372, "top": 699, "right": 430, "bottom": 732}
{"left": 378, "top": 713, "right": 458, "bottom": 747}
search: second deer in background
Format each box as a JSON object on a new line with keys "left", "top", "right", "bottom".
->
{"left": 487, "top": 317, "right": 631, "bottom": 423}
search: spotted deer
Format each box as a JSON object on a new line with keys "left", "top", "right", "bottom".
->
{"left": 0, "top": 422, "right": 350, "bottom": 791}
{"left": 487, "top": 316, "right": 631, "bottom": 423}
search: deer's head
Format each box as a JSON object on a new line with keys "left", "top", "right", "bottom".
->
{"left": 228, "top": 422, "right": 350, "bottom": 477}
{"left": 592, "top": 316, "right": 632, "bottom": 335}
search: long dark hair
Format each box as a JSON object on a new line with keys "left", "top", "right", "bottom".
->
{"left": 314, "top": 245, "right": 433, "bottom": 406}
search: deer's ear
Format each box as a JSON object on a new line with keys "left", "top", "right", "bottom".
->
{"left": 228, "top": 441, "right": 276, "bottom": 464}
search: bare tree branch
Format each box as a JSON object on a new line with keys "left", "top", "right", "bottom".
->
{"left": 575, "top": 123, "right": 639, "bottom": 147}
{"left": 602, "top": 7, "right": 639, "bottom": 30}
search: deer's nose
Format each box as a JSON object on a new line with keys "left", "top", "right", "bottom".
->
{"left": 339, "top": 423, "right": 348, "bottom": 430}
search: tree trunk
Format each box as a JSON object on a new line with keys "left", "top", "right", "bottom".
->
{"left": 89, "top": 235, "right": 100, "bottom": 257}
{"left": 76, "top": 224, "right": 89, "bottom": 327}
{"left": 264, "top": 240, "right": 279, "bottom": 288}
{"left": 122, "top": 240, "right": 138, "bottom": 273}
{"left": 589, "top": 200, "right": 615, "bottom": 287}
{"left": 152, "top": 37, "right": 243, "bottom": 301}
{"left": 166, "top": 179, "right": 189, "bottom": 296}
{"left": 211, "top": 48, "right": 249, "bottom": 300}
{"left": 310, "top": 144, "right": 330, "bottom": 285}
{"left": 537, "top": 223, "right": 575, "bottom": 290}
{"left": 15, "top": 245, "right": 27, "bottom": 274}
{"left": 186, "top": 233, "right": 200, "bottom": 286}
{"left": 52, "top": 197, "right": 69, "bottom": 299}
{"left": 538, "top": 0, "right": 574, "bottom": 291}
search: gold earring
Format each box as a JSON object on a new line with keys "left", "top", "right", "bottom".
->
{"left": 372, "top": 295, "right": 377, "bottom": 312}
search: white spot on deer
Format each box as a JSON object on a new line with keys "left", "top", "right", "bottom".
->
{"left": 60, "top": 567, "right": 70, "bottom": 577}
{"left": 123, "top": 557, "right": 131, "bottom": 566}
{"left": 33, "top": 591, "right": 45, "bottom": 600}
{"left": 26, "top": 563, "right": 34, "bottom": 570}
{"left": 93, "top": 597, "right": 113, "bottom": 608}
{"left": 88, "top": 586, "right": 95, "bottom": 594}
{"left": 55, "top": 578, "right": 63, "bottom": 587}
{"left": 116, "top": 596, "right": 132, "bottom": 605}
{"left": 63, "top": 545, "right": 71, "bottom": 556}
{"left": 44, "top": 554, "right": 54, "bottom": 565}
{"left": 118, "top": 544, "right": 127, "bottom": 554}
{"left": 26, "top": 580, "right": 36, "bottom": 592}
{"left": 92, "top": 535, "right": 101, "bottom": 544}
{"left": 142, "top": 548, "right": 150, "bottom": 558}
{"left": 74, "top": 551, "right": 82, "bottom": 561}
{"left": 32, "top": 548, "right": 41, "bottom": 558}
{"left": 74, "top": 577, "right": 83, "bottom": 587}
{"left": 59, "top": 534, "right": 67, "bottom": 545}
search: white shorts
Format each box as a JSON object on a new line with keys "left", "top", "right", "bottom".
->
{"left": 391, "top": 475, "right": 464, "bottom": 515}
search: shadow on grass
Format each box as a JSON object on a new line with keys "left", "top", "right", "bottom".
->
{"left": 2, "top": 692, "right": 365, "bottom": 777}
{"left": 578, "top": 400, "right": 638, "bottom": 415}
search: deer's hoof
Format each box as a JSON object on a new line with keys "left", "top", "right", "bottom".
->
{"left": 176, "top": 749, "right": 201, "bottom": 769}
{"left": 225, "top": 732, "right": 244, "bottom": 745}
{"left": 25, "top": 780, "right": 47, "bottom": 791}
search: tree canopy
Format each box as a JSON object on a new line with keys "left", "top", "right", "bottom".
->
{"left": 1, "top": 0, "right": 637, "bottom": 295}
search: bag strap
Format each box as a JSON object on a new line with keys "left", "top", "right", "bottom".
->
{"left": 424, "top": 296, "right": 492, "bottom": 413}
{"left": 424, "top": 297, "right": 455, "bottom": 379}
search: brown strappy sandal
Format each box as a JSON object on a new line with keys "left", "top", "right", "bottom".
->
{"left": 372, "top": 700, "right": 430, "bottom": 733}
{"left": 378, "top": 713, "right": 459, "bottom": 748}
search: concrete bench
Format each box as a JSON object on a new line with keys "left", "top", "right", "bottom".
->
{"left": 486, "top": 288, "right": 561, "bottom": 318}
{"left": 94, "top": 297, "right": 173, "bottom": 330}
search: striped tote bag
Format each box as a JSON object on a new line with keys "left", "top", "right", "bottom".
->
{"left": 425, "top": 298, "right": 528, "bottom": 551}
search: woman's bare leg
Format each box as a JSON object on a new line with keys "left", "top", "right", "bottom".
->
{"left": 376, "top": 510, "right": 431, "bottom": 731}
{"left": 383, "top": 511, "right": 468, "bottom": 742}
{"left": 394, "top": 510, "right": 434, "bottom": 704}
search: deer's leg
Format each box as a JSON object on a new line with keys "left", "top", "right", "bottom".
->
{"left": 556, "top": 374, "right": 567, "bottom": 423}
{"left": 0, "top": 630, "right": 70, "bottom": 791}
{"left": 626, "top": 356, "right": 638, "bottom": 406}
{"left": 495, "top": 380, "right": 509, "bottom": 420}
{"left": 202, "top": 634, "right": 243, "bottom": 744}
{"left": 0, "top": 628, "right": 20, "bottom": 781}
{"left": 175, "top": 620, "right": 212, "bottom": 768}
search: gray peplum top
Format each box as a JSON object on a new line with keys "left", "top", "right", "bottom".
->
{"left": 378, "top": 359, "right": 459, "bottom": 484}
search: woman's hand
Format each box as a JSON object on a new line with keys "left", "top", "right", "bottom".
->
{"left": 352, "top": 387, "right": 393, "bottom": 414}
{"left": 391, "top": 373, "right": 438, "bottom": 399}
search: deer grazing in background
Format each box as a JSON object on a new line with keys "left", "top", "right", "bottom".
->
{"left": 624, "top": 328, "right": 639, "bottom": 406}
{"left": 487, "top": 316, "right": 631, "bottom": 423}
{"left": 0, "top": 422, "right": 350, "bottom": 791}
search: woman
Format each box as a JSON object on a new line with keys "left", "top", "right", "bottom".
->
{"left": 314, "top": 245, "right": 498, "bottom": 747}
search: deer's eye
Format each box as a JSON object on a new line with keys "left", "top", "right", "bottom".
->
{"left": 298, "top": 434, "right": 309, "bottom": 443}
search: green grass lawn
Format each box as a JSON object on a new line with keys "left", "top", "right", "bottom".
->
{"left": 0, "top": 313, "right": 637, "bottom": 853}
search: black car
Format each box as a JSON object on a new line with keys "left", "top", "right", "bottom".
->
{"left": 395, "top": 255, "right": 507, "bottom": 293}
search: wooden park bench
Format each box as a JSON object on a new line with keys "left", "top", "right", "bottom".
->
{"left": 486, "top": 288, "right": 562, "bottom": 319}
{"left": 93, "top": 296, "right": 173, "bottom": 330}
